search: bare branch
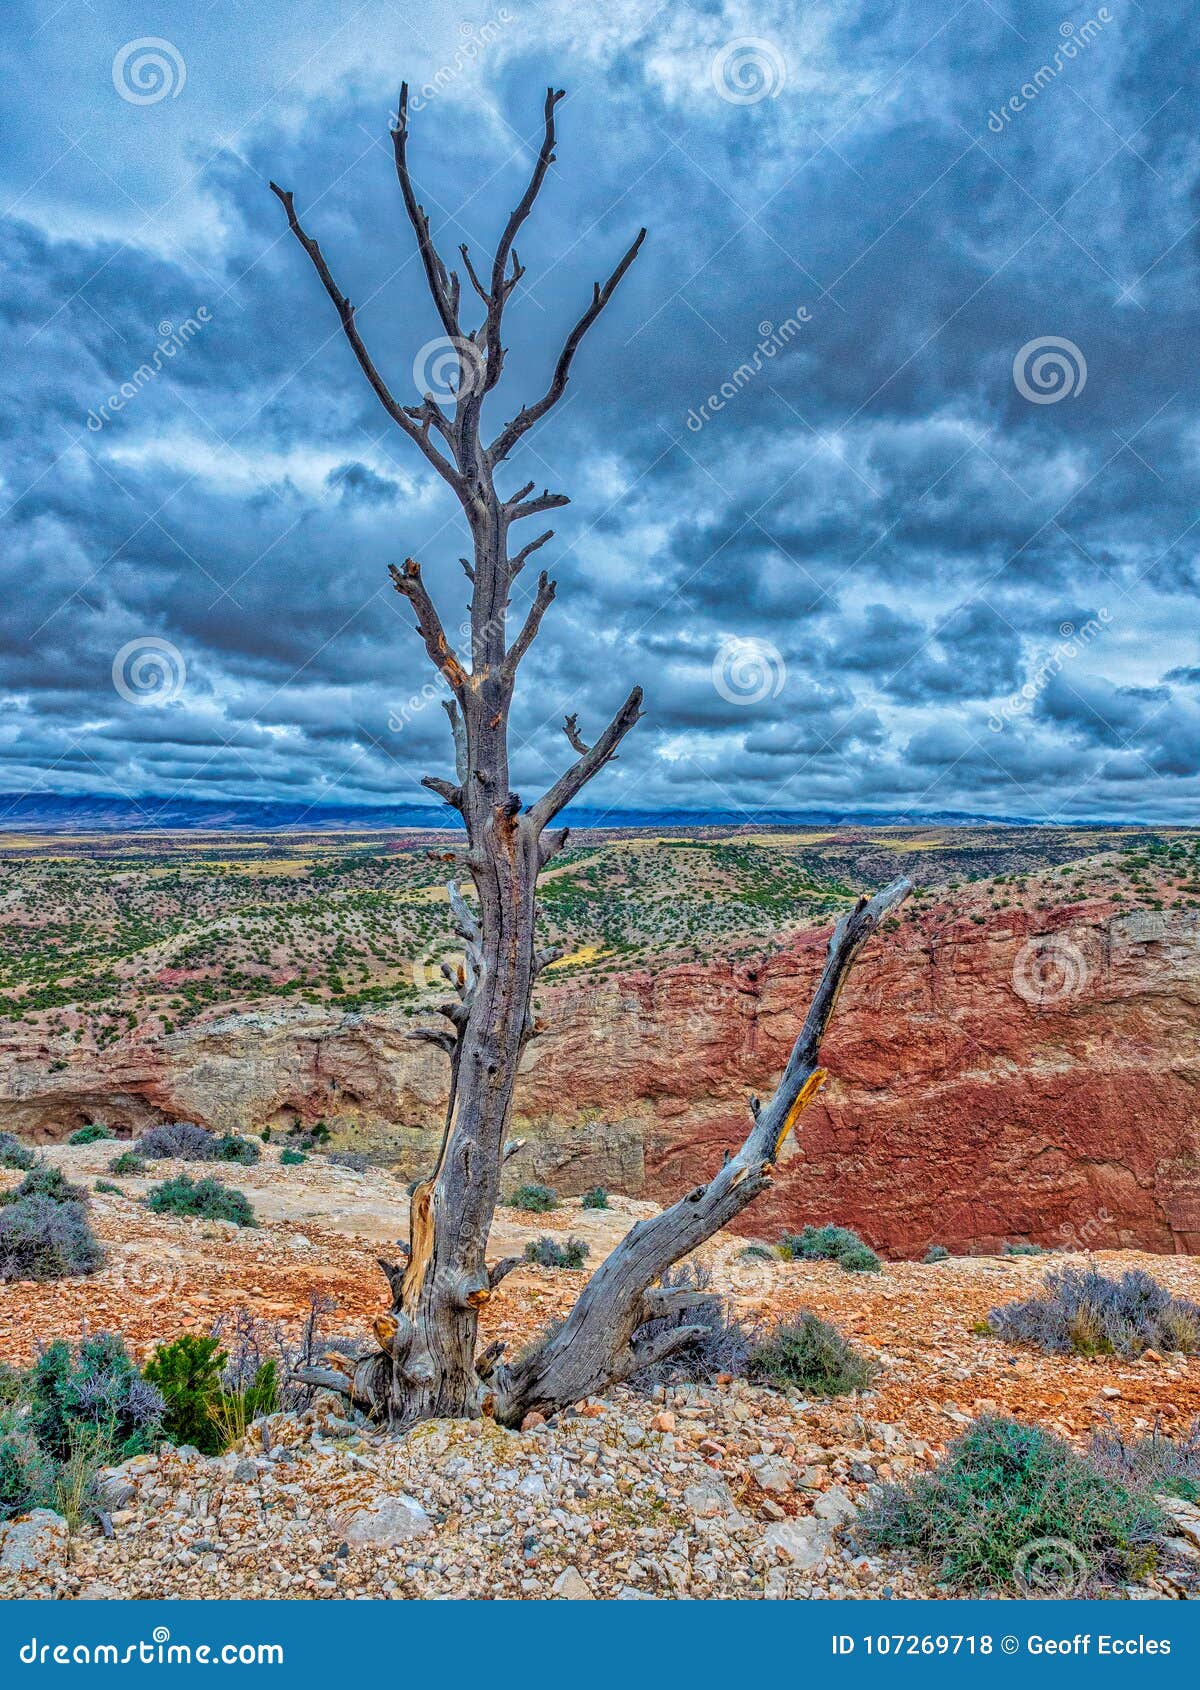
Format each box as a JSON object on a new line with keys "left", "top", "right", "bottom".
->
{"left": 502, "top": 571, "right": 556, "bottom": 680}
{"left": 420, "top": 774, "right": 463, "bottom": 810}
{"left": 388, "top": 559, "right": 468, "bottom": 693}
{"left": 508, "top": 487, "right": 571, "bottom": 523}
{"left": 509, "top": 529, "right": 554, "bottom": 577}
{"left": 528, "top": 686, "right": 644, "bottom": 828}
{"left": 562, "top": 712, "right": 590, "bottom": 755}
{"left": 489, "top": 226, "right": 647, "bottom": 462}
{"left": 392, "top": 84, "right": 461, "bottom": 340}
{"left": 268, "top": 183, "right": 461, "bottom": 492}
{"left": 403, "top": 1026, "right": 457, "bottom": 1056}
{"left": 488, "top": 1256, "right": 522, "bottom": 1291}
{"left": 443, "top": 699, "right": 468, "bottom": 784}
{"left": 482, "top": 88, "right": 565, "bottom": 392}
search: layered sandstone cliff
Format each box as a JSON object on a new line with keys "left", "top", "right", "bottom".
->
{"left": 2, "top": 899, "right": 1197, "bottom": 1255}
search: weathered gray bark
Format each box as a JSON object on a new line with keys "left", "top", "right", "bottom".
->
{"left": 273, "top": 85, "right": 910, "bottom": 1429}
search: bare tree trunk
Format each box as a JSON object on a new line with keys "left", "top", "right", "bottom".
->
{"left": 272, "top": 85, "right": 912, "bottom": 1430}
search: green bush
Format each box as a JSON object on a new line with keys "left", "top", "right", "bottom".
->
{"left": 739, "top": 1243, "right": 777, "bottom": 1262}
{"left": 580, "top": 1187, "right": 610, "bottom": 1210}
{"left": 68, "top": 1124, "right": 112, "bottom": 1146}
{"left": 510, "top": 1182, "right": 557, "bottom": 1212}
{"left": 1003, "top": 1241, "right": 1046, "bottom": 1256}
{"left": 143, "top": 1334, "right": 227, "bottom": 1455}
{"left": 108, "top": 1151, "right": 146, "bottom": 1176}
{"left": 145, "top": 1175, "right": 256, "bottom": 1228}
{"left": 211, "top": 1134, "right": 261, "bottom": 1167}
{"left": 524, "top": 1235, "right": 588, "bottom": 1269}
{"left": 94, "top": 1180, "right": 122, "bottom": 1195}
{"left": 279, "top": 1148, "right": 307, "bottom": 1166}
{"left": 924, "top": 1244, "right": 950, "bottom": 1263}
{"left": 29, "top": 1335, "right": 163, "bottom": 1463}
{"left": 780, "top": 1224, "right": 881, "bottom": 1273}
{"left": 0, "top": 1195, "right": 103, "bottom": 1281}
{"left": 0, "top": 1133, "right": 35, "bottom": 1172}
{"left": 0, "top": 1166, "right": 85, "bottom": 1206}
{"left": 856, "top": 1415, "right": 1164, "bottom": 1592}
{"left": 0, "top": 1416, "right": 56, "bottom": 1521}
{"left": 748, "top": 1313, "right": 875, "bottom": 1396}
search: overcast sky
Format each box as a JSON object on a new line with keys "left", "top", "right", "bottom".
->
{"left": 2, "top": 0, "right": 1197, "bottom": 823}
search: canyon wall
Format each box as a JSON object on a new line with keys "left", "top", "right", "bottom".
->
{"left": 3, "top": 899, "right": 1198, "bottom": 1255}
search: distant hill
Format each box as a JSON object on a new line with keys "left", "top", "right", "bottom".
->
{"left": 0, "top": 792, "right": 1059, "bottom": 833}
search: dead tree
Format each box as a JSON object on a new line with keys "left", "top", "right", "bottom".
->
{"left": 271, "top": 86, "right": 910, "bottom": 1429}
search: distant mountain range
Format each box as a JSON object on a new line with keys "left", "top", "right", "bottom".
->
{"left": 0, "top": 792, "right": 1100, "bottom": 833}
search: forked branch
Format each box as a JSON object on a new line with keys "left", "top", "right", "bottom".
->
{"left": 490, "top": 876, "right": 911, "bottom": 1423}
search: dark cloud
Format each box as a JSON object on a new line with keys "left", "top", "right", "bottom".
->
{"left": 1, "top": 0, "right": 1198, "bottom": 819}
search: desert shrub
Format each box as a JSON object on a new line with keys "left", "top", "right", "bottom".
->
{"left": 627, "top": 1263, "right": 757, "bottom": 1391}
{"left": 143, "top": 1334, "right": 227, "bottom": 1454}
{"left": 0, "top": 1133, "right": 35, "bottom": 1171}
{"left": 924, "top": 1244, "right": 949, "bottom": 1263}
{"left": 856, "top": 1415, "right": 1164, "bottom": 1592}
{"left": 145, "top": 1175, "right": 256, "bottom": 1228}
{"left": 988, "top": 1267, "right": 1200, "bottom": 1358}
{"left": 580, "top": 1186, "right": 610, "bottom": 1210}
{"left": 1090, "top": 1416, "right": 1200, "bottom": 1505}
{"left": 211, "top": 1133, "right": 261, "bottom": 1167}
{"left": 1003, "top": 1241, "right": 1046, "bottom": 1256}
{"left": 279, "top": 1148, "right": 307, "bottom": 1166}
{"left": 749, "top": 1313, "right": 875, "bottom": 1397}
{"left": 0, "top": 1363, "right": 24, "bottom": 1406}
{"left": 0, "top": 1195, "right": 103, "bottom": 1281}
{"left": 137, "top": 1121, "right": 218, "bottom": 1161}
{"left": 0, "top": 1166, "right": 85, "bottom": 1206}
{"left": 326, "top": 1150, "right": 368, "bottom": 1173}
{"left": 524, "top": 1235, "right": 588, "bottom": 1269}
{"left": 510, "top": 1182, "right": 557, "bottom": 1212}
{"left": 68, "top": 1124, "right": 112, "bottom": 1145}
{"left": 29, "top": 1334, "right": 163, "bottom": 1463}
{"left": 0, "top": 1416, "right": 56, "bottom": 1521}
{"left": 208, "top": 1361, "right": 279, "bottom": 1448}
{"left": 94, "top": 1180, "right": 122, "bottom": 1195}
{"left": 779, "top": 1223, "right": 881, "bottom": 1272}
{"left": 739, "top": 1243, "right": 776, "bottom": 1262}
{"left": 108, "top": 1151, "right": 146, "bottom": 1176}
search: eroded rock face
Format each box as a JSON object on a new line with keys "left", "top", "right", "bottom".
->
{"left": 2, "top": 900, "right": 1198, "bottom": 1255}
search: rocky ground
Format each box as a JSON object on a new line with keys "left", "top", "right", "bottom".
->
{"left": 2, "top": 1144, "right": 1199, "bottom": 1600}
